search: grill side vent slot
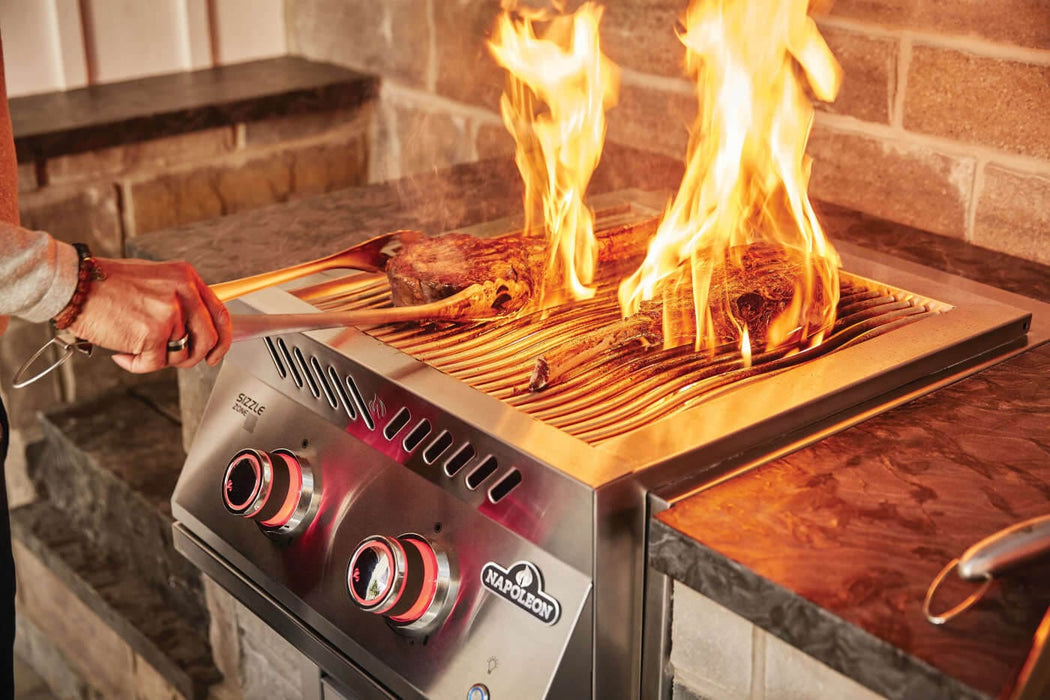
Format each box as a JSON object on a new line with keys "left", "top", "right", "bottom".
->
{"left": 443, "top": 444, "right": 475, "bottom": 477}
{"left": 310, "top": 356, "right": 338, "bottom": 409}
{"left": 488, "top": 469, "right": 522, "bottom": 503}
{"left": 263, "top": 337, "right": 287, "bottom": 379}
{"left": 422, "top": 431, "right": 453, "bottom": 464}
{"left": 344, "top": 375, "right": 373, "bottom": 430}
{"left": 327, "top": 366, "right": 357, "bottom": 420}
{"left": 276, "top": 339, "right": 302, "bottom": 388}
{"left": 292, "top": 347, "right": 320, "bottom": 398}
{"left": 465, "top": 456, "right": 498, "bottom": 490}
{"left": 384, "top": 407, "right": 411, "bottom": 440}
{"left": 403, "top": 420, "right": 431, "bottom": 453}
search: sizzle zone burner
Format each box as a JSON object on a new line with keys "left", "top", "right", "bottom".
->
{"left": 290, "top": 193, "right": 951, "bottom": 445}
{"left": 297, "top": 268, "right": 946, "bottom": 445}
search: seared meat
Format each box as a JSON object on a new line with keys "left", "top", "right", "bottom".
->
{"left": 386, "top": 217, "right": 660, "bottom": 310}
{"left": 530, "top": 243, "right": 834, "bottom": 390}
{"left": 387, "top": 232, "right": 544, "bottom": 311}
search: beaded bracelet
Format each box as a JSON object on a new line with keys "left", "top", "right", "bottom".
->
{"left": 52, "top": 243, "right": 107, "bottom": 331}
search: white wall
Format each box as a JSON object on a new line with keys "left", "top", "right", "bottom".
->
{"left": 0, "top": 0, "right": 287, "bottom": 97}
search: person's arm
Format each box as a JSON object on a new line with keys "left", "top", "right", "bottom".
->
{"left": 0, "top": 35, "right": 229, "bottom": 373}
{"left": 0, "top": 221, "right": 232, "bottom": 372}
{"left": 0, "top": 223, "right": 78, "bottom": 322}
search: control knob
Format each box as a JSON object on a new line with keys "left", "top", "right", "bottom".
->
{"left": 347, "top": 534, "right": 454, "bottom": 633}
{"left": 222, "top": 448, "right": 316, "bottom": 536}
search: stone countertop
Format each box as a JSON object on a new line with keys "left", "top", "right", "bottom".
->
{"left": 11, "top": 56, "right": 377, "bottom": 163}
{"left": 653, "top": 205, "right": 1050, "bottom": 700}
{"left": 129, "top": 149, "right": 1050, "bottom": 700}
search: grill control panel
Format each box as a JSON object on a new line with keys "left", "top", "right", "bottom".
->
{"left": 174, "top": 339, "right": 594, "bottom": 698}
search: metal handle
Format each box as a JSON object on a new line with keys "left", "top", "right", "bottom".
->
{"left": 958, "top": 514, "right": 1050, "bottom": 580}
{"left": 12, "top": 335, "right": 93, "bottom": 389}
{"left": 924, "top": 514, "right": 1050, "bottom": 625}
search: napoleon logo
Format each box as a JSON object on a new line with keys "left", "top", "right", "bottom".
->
{"left": 480, "top": 561, "right": 561, "bottom": 625}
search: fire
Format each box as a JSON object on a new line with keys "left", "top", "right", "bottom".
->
{"left": 488, "top": 1, "right": 619, "bottom": 307}
{"left": 618, "top": 0, "right": 842, "bottom": 362}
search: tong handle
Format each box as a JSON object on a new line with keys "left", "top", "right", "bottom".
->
{"left": 209, "top": 231, "right": 404, "bottom": 302}
{"left": 958, "top": 514, "right": 1050, "bottom": 580}
{"left": 12, "top": 336, "right": 93, "bottom": 389}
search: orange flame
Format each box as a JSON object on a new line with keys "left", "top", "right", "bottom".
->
{"left": 489, "top": 1, "right": 620, "bottom": 306}
{"left": 618, "top": 0, "right": 842, "bottom": 362}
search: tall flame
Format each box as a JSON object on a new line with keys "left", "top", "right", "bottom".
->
{"left": 618, "top": 0, "right": 843, "bottom": 361}
{"left": 489, "top": 1, "right": 619, "bottom": 306}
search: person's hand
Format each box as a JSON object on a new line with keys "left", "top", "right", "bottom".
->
{"left": 67, "top": 258, "right": 232, "bottom": 373}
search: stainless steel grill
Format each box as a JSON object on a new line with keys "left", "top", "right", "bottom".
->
{"left": 171, "top": 190, "right": 1043, "bottom": 699}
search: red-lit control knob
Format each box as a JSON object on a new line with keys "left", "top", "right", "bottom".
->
{"left": 347, "top": 534, "right": 453, "bottom": 633}
{"left": 222, "top": 448, "right": 316, "bottom": 536}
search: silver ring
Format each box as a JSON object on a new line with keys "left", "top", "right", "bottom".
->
{"left": 167, "top": 333, "right": 190, "bottom": 353}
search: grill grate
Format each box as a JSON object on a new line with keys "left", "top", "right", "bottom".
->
{"left": 292, "top": 266, "right": 948, "bottom": 445}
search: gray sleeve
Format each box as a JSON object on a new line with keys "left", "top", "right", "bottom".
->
{"left": 0, "top": 223, "right": 78, "bottom": 322}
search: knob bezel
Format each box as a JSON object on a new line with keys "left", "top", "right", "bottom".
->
{"left": 347, "top": 535, "right": 407, "bottom": 614}
{"left": 222, "top": 448, "right": 319, "bottom": 539}
{"left": 389, "top": 534, "right": 455, "bottom": 634}
{"left": 222, "top": 449, "right": 273, "bottom": 518}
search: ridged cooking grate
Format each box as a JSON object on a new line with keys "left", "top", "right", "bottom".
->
{"left": 292, "top": 266, "right": 947, "bottom": 446}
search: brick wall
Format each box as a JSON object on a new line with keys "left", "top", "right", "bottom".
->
{"left": 810, "top": 2, "right": 1050, "bottom": 265}
{"left": 288, "top": 0, "right": 1050, "bottom": 266}
{"left": 4, "top": 103, "right": 373, "bottom": 441}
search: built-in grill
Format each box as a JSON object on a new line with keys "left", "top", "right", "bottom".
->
{"left": 171, "top": 190, "right": 1041, "bottom": 699}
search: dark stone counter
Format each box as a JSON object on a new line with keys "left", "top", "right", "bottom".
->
{"left": 129, "top": 149, "right": 1050, "bottom": 699}
{"left": 11, "top": 57, "right": 377, "bottom": 163}
{"left": 653, "top": 206, "right": 1050, "bottom": 699}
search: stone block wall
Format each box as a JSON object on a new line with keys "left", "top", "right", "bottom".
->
{"left": 669, "top": 581, "right": 882, "bottom": 700}
{"left": 287, "top": 0, "right": 1050, "bottom": 266}
{"left": 809, "top": 2, "right": 1050, "bottom": 265}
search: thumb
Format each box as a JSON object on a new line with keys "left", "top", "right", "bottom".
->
{"left": 111, "top": 353, "right": 136, "bottom": 372}
{"left": 110, "top": 352, "right": 161, "bottom": 374}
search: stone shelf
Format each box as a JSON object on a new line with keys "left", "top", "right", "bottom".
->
{"left": 14, "top": 378, "right": 219, "bottom": 696}
{"left": 11, "top": 56, "right": 378, "bottom": 163}
{"left": 12, "top": 502, "right": 220, "bottom": 698}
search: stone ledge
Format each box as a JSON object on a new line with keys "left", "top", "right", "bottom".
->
{"left": 11, "top": 501, "right": 222, "bottom": 699}
{"left": 11, "top": 56, "right": 378, "bottom": 163}
{"left": 28, "top": 377, "right": 205, "bottom": 626}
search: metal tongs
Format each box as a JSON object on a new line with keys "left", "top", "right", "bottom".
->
{"left": 11, "top": 233, "right": 405, "bottom": 389}
{"left": 924, "top": 514, "right": 1050, "bottom": 698}
{"left": 214, "top": 230, "right": 435, "bottom": 343}
{"left": 924, "top": 513, "right": 1050, "bottom": 625}
{"left": 216, "top": 230, "right": 521, "bottom": 342}
{"left": 210, "top": 230, "right": 403, "bottom": 303}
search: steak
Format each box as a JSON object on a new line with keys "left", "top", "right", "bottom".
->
{"left": 529, "top": 243, "right": 835, "bottom": 390}
{"left": 387, "top": 231, "right": 543, "bottom": 311}
{"left": 386, "top": 218, "right": 660, "bottom": 311}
